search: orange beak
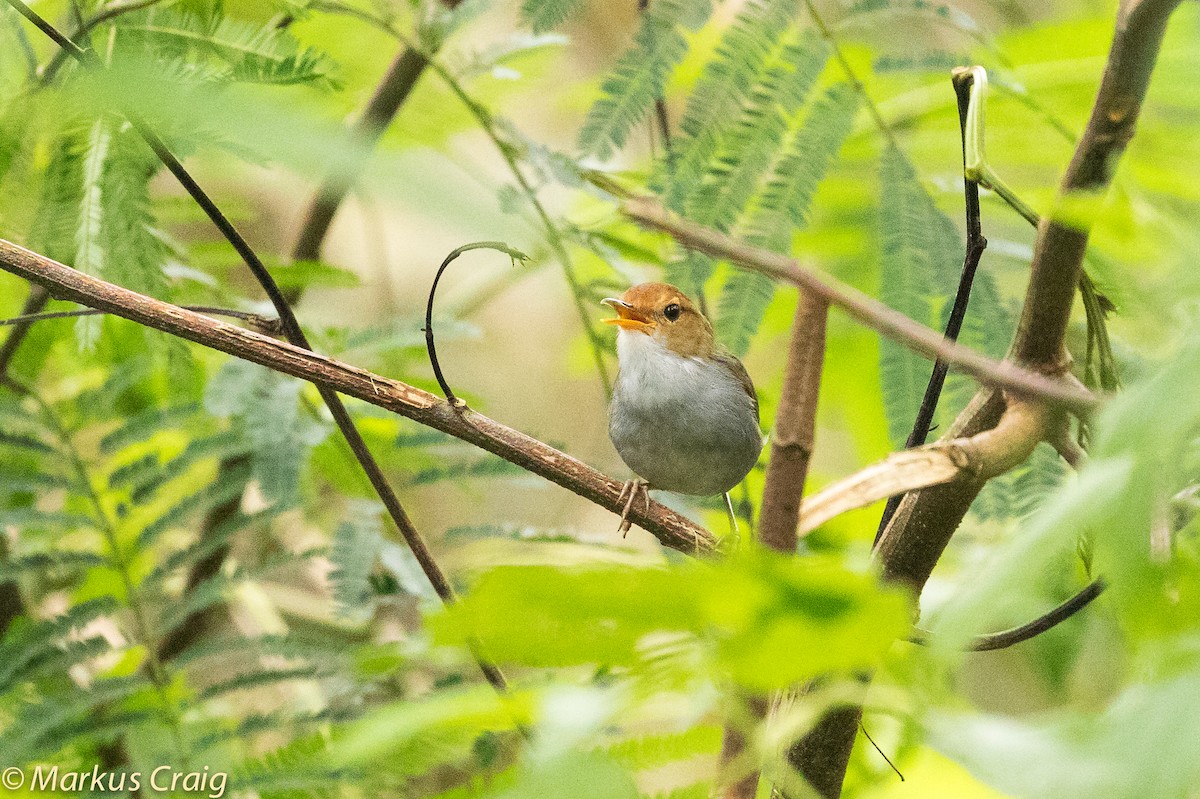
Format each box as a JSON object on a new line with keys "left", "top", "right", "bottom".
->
{"left": 601, "top": 298, "right": 655, "bottom": 333}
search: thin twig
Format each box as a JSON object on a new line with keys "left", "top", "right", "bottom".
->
{"left": 909, "top": 579, "right": 1106, "bottom": 651}
{"left": 875, "top": 67, "right": 989, "bottom": 544}
{"left": 6, "top": 0, "right": 513, "bottom": 694}
{"left": 424, "top": 242, "right": 527, "bottom": 405}
{"left": 802, "top": 0, "right": 900, "bottom": 153}
{"left": 396, "top": 34, "right": 614, "bottom": 396}
{"left": 0, "top": 285, "right": 49, "bottom": 376}
{"left": 622, "top": 197, "right": 1097, "bottom": 416}
{"left": 0, "top": 238, "right": 718, "bottom": 556}
{"left": 40, "top": 0, "right": 165, "bottom": 84}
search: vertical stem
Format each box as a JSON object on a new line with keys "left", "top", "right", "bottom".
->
{"left": 874, "top": 68, "right": 988, "bottom": 543}
{"left": 717, "top": 293, "right": 828, "bottom": 799}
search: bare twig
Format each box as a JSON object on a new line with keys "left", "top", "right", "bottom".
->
{"left": 0, "top": 239, "right": 718, "bottom": 556}
{"left": 622, "top": 197, "right": 1097, "bottom": 416}
{"left": 424, "top": 242, "right": 527, "bottom": 405}
{"left": 40, "top": 0, "right": 165, "bottom": 84}
{"left": 909, "top": 579, "right": 1106, "bottom": 651}
{"left": 875, "top": 67, "right": 989, "bottom": 542}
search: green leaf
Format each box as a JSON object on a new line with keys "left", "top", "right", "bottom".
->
{"left": 205, "top": 360, "right": 330, "bottom": 508}
{"left": 431, "top": 550, "right": 909, "bottom": 690}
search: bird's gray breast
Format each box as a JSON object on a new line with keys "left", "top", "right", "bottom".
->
{"left": 609, "top": 338, "right": 762, "bottom": 496}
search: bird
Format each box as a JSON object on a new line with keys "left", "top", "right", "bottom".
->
{"left": 601, "top": 282, "right": 763, "bottom": 537}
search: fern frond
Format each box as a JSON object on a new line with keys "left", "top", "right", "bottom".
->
{"left": 754, "top": 82, "right": 860, "bottom": 244}
{"left": 101, "top": 124, "right": 170, "bottom": 295}
{"left": 578, "top": 0, "right": 713, "bottom": 159}
{"left": 100, "top": 403, "right": 202, "bottom": 454}
{"left": 410, "top": 456, "right": 527, "bottom": 485}
{"left": 714, "top": 271, "right": 776, "bottom": 357}
{"left": 877, "top": 146, "right": 962, "bottom": 447}
{"left": 665, "top": 30, "right": 827, "bottom": 300}
{"left": 330, "top": 501, "right": 383, "bottom": 618}
{"left": 712, "top": 83, "right": 859, "bottom": 354}
{"left": 197, "top": 664, "right": 324, "bottom": 702}
{"left": 0, "top": 550, "right": 105, "bottom": 582}
{"left": 206, "top": 360, "right": 329, "bottom": 508}
{"left": 520, "top": 0, "right": 587, "bottom": 34}
{"left": 138, "top": 458, "right": 251, "bottom": 548}
{"left": 125, "top": 12, "right": 337, "bottom": 88}
{"left": 0, "top": 596, "right": 117, "bottom": 690}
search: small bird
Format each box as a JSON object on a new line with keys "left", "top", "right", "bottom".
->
{"left": 602, "top": 283, "right": 763, "bottom": 536}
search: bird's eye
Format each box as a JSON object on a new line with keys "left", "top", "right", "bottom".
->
{"left": 663, "top": 303, "right": 682, "bottom": 322}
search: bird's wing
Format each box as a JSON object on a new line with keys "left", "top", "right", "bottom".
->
{"left": 712, "top": 351, "right": 759, "bottom": 422}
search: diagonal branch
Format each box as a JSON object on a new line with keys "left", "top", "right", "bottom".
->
{"left": 0, "top": 238, "right": 717, "bottom": 556}
{"left": 798, "top": 400, "right": 1049, "bottom": 536}
{"left": 621, "top": 197, "right": 1096, "bottom": 415}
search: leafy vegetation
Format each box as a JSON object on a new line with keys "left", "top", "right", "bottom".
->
{"left": 1, "top": 0, "right": 1199, "bottom": 797}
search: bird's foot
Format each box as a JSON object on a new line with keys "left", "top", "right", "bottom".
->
{"left": 615, "top": 478, "right": 651, "bottom": 537}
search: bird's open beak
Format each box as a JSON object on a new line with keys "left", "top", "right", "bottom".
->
{"left": 601, "top": 298, "right": 655, "bottom": 333}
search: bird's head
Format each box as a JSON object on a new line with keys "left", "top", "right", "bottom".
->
{"left": 601, "top": 282, "right": 714, "bottom": 358}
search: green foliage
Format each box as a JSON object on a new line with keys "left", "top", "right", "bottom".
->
{"left": 577, "top": 0, "right": 713, "bottom": 159}
{"left": 205, "top": 360, "right": 330, "bottom": 508}
{"left": 876, "top": 145, "right": 965, "bottom": 447}
{"left": 330, "top": 500, "right": 384, "bottom": 617}
{"left": 2, "top": 1, "right": 1200, "bottom": 797}
{"left": 519, "top": 0, "right": 587, "bottom": 34}
{"left": 432, "top": 550, "right": 910, "bottom": 690}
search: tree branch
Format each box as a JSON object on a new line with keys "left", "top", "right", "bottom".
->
{"left": 621, "top": 197, "right": 1096, "bottom": 416}
{"left": 0, "top": 239, "right": 717, "bottom": 557}
{"left": 3, "top": 0, "right": 517, "bottom": 688}
{"left": 718, "top": 294, "right": 829, "bottom": 799}
{"left": 292, "top": 0, "right": 461, "bottom": 263}
{"left": 796, "top": 0, "right": 1185, "bottom": 791}
{"left": 798, "top": 400, "right": 1049, "bottom": 536}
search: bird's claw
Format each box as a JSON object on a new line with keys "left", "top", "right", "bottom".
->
{"left": 615, "top": 479, "right": 650, "bottom": 537}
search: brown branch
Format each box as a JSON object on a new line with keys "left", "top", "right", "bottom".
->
{"left": 798, "top": 400, "right": 1050, "bottom": 536}
{"left": 5, "top": 0, "right": 509, "bottom": 687}
{"left": 759, "top": 295, "right": 829, "bottom": 551}
{"left": 793, "top": 1, "right": 1185, "bottom": 792}
{"left": 718, "top": 294, "right": 829, "bottom": 799}
{"left": 621, "top": 197, "right": 1097, "bottom": 417}
{"left": 0, "top": 239, "right": 716, "bottom": 556}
